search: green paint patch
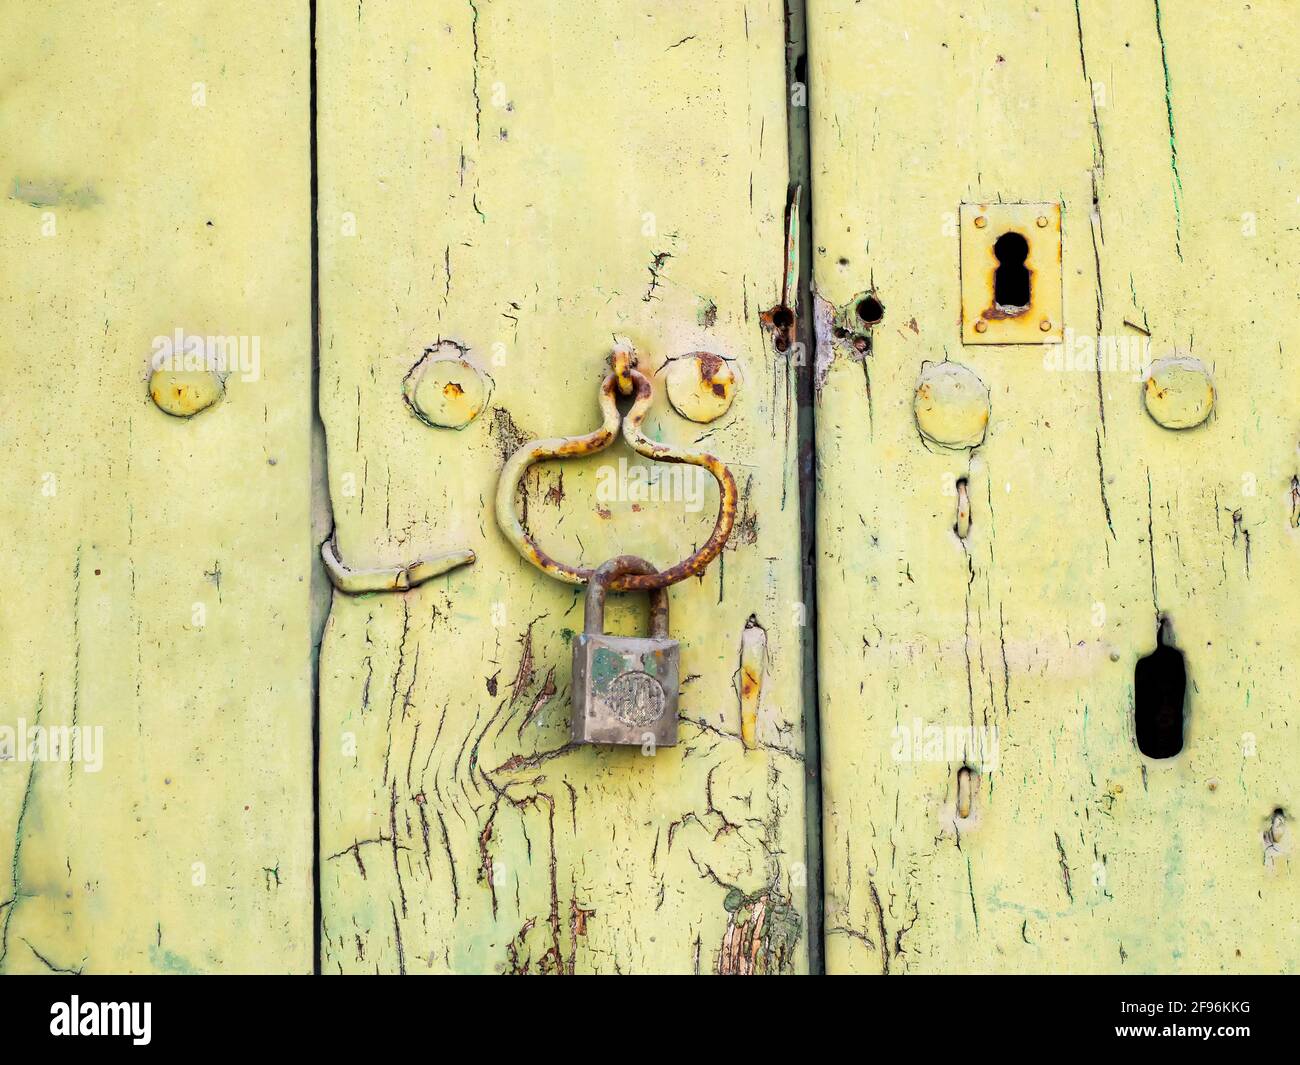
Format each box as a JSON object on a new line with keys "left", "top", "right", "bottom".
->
{"left": 12, "top": 179, "right": 100, "bottom": 209}
{"left": 148, "top": 943, "right": 199, "bottom": 975}
{"left": 591, "top": 647, "right": 628, "bottom": 689}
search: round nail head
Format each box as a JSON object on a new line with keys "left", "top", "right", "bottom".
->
{"left": 149, "top": 369, "right": 224, "bottom": 417}
{"left": 1143, "top": 356, "right": 1215, "bottom": 430}
{"left": 666, "top": 352, "right": 737, "bottom": 423}
{"left": 404, "top": 349, "right": 489, "bottom": 429}
{"left": 914, "top": 361, "right": 991, "bottom": 449}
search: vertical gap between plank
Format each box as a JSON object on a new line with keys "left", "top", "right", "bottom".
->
{"left": 785, "top": 0, "right": 825, "bottom": 976}
{"left": 308, "top": 0, "right": 324, "bottom": 976}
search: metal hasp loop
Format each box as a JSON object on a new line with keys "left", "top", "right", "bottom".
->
{"left": 584, "top": 556, "right": 670, "bottom": 636}
{"left": 494, "top": 345, "right": 738, "bottom": 592}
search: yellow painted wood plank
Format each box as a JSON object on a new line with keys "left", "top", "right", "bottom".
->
{"left": 316, "top": 0, "right": 808, "bottom": 973}
{"left": 810, "top": 0, "right": 1299, "bottom": 973}
{"left": 0, "top": 1, "right": 314, "bottom": 973}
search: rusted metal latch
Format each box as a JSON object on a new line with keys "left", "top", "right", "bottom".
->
{"left": 494, "top": 342, "right": 738, "bottom": 591}
{"left": 321, "top": 534, "right": 475, "bottom": 594}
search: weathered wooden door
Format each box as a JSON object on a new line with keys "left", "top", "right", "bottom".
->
{"left": 809, "top": 1, "right": 1299, "bottom": 973}
{"left": 4, "top": 0, "right": 1296, "bottom": 978}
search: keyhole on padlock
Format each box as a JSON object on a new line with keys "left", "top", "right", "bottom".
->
{"left": 1134, "top": 616, "right": 1186, "bottom": 759}
{"left": 992, "top": 231, "right": 1031, "bottom": 311}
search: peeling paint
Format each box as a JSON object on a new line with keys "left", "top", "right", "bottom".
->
{"left": 316, "top": 1, "right": 806, "bottom": 974}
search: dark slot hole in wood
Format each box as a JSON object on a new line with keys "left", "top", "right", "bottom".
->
{"left": 1135, "top": 617, "right": 1186, "bottom": 759}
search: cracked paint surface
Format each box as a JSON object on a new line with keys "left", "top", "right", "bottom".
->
{"left": 809, "top": 0, "right": 1298, "bottom": 973}
{"left": 316, "top": 0, "right": 807, "bottom": 973}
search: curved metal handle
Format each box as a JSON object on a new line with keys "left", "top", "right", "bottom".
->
{"left": 494, "top": 355, "right": 737, "bottom": 592}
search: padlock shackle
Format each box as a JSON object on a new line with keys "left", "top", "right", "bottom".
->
{"left": 584, "top": 556, "right": 670, "bottom": 638}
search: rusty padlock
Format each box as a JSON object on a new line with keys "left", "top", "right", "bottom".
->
{"left": 571, "top": 556, "right": 679, "bottom": 747}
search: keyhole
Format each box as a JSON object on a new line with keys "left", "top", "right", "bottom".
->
{"left": 992, "top": 231, "right": 1031, "bottom": 310}
{"left": 1134, "top": 617, "right": 1186, "bottom": 759}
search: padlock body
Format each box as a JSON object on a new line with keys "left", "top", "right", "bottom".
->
{"left": 571, "top": 633, "right": 679, "bottom": 746}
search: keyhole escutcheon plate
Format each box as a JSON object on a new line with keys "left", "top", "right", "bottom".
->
{"left": 959, "top": 201, "right": 1063, "bottom": 345}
